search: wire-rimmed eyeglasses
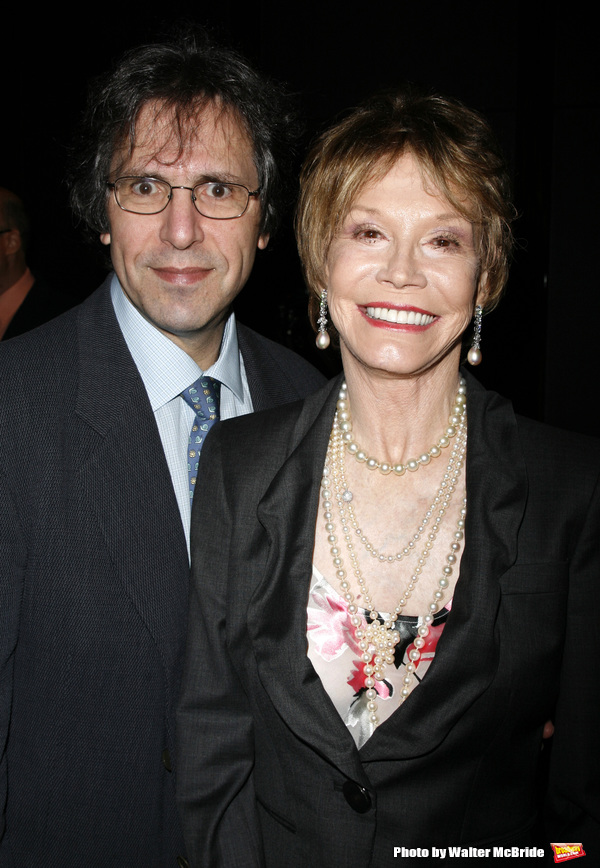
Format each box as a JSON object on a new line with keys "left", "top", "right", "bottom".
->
{"left": 106, "top": 176, "right": 261, "bottom": 220}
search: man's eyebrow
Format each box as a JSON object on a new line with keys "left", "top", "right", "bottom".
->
{"left": 194, "top": 172, "right": 249, "bottom": 185}
{"left": 115, "top": 168, "right": 250, "bottom": 186}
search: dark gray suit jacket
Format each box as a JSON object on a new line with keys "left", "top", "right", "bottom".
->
{"left": 0, "top": 276, "right": 325, "bottom": 866}
{"left": 177, "top": 372, "right": 600, "bottom": 867}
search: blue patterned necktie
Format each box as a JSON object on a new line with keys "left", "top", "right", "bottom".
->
{"left": 181, "top": 377, "right": 221, "bottom": 500}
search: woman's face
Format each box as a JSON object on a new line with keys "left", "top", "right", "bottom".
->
{"left": 324, "top": 151, "right": 484, "bottom": 381}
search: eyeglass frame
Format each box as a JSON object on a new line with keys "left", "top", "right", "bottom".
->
{"left": 106, "top": 176, "right": 262, "bottom": 220}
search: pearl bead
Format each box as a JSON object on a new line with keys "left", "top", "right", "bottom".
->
{"left": 316, "top": 330, "right": 330, "bottom": 350}
{"left": 467, "top": 346, "right": 482, "bottom": 365}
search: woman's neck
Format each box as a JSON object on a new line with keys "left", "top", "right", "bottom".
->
{"left": 340, "top": 354, "right": 463, "bottom": 466}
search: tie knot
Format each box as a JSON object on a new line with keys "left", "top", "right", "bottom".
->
{"left": 181, "top": 376, "right": 221, "bottom": 421}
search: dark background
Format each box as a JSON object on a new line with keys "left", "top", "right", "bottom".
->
{"left": 3, "top": 4, "right": 597, "bottom": 435}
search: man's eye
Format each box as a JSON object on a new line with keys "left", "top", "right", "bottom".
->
{"left": 131, "top": 179, "right": 161, "bottom": 196}
{"left": 204, "top": 183, "right": 233, "bottom": 200}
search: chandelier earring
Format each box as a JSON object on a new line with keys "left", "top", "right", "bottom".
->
{"left": 316, "top": 290, "right": 331, "bottom": 350}
{"left": 467, "top": 304, "right": 483, "bottom": 366}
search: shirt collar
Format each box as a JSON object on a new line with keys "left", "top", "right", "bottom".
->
{"left": 110, "top": 273, "right": 244, "bottom": 410}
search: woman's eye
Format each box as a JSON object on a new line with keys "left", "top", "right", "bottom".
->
{"left": 432, "top": 235, "right": 459, "bottom": 249}
{"left": 354, "top": 227, "right": 382, "bottom": 242}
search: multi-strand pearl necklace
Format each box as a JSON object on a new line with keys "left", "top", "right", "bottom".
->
{"left": 320, "top": 378, "right": 468, "bottom": 727}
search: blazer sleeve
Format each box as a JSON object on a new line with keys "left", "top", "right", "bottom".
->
{"left": 176, "top": 430, "right": 265, "bottom": 868}
{"left": 0, "top": 470, "right": 26, "bottom": 841}
{"left": 545, "top": 467, "right": 600, "bottom": 856}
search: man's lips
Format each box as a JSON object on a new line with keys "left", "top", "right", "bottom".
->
{"left": 152, "top": 266, "right": 213, "bottom": 286}
{"left": 360, "top": 304, "right": 437, "bottom": 329}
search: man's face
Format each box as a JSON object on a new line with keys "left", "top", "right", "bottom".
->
{"left": 101, "top": 101, "right": 268, "bottom": 367}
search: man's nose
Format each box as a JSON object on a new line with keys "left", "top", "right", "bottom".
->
{"left": 159, "top": 187, "right": 205, "bottom": 248}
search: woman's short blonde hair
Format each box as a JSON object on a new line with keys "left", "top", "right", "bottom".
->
{"left": 296, "top": 86, "right": 515, "bottom": 328}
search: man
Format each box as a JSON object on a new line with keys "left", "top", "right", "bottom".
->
{"left": 0, "top": 30, "right": 324, "bottom": 866}
{"left": 0, "top": 187, "right": 72, "bottom": 339}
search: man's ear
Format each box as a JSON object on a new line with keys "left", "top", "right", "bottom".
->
{"left": 1, "top": 228, "right": 22, "bottom": 255}
{"left": 258, "top": 233, "right": 269, "bottom": 251}
{"left": 100, "top": 232, "right": 111, "bottom": 246}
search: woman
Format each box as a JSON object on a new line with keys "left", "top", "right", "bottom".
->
{"left": 177, "top": 87, "right": 600, "bottom": 867}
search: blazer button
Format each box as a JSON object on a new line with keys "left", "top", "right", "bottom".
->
{"left": 176, "top": 857, "right": 190, "bottom": 867}
{"left": 161, "top": 748, "right": 172, "bottom": 772}
{"left": 342, "top": 780, "right": 372, "bottom": 813}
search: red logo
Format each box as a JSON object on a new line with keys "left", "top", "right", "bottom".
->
{"left": 551, "top": 844, "right": 586, "bottom": 862}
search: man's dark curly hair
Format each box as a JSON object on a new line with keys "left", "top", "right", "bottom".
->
{"left": 68, "top": 27, "right": 296, "bottom": 241}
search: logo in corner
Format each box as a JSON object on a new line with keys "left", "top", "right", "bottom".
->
{"left": 551, "top": 844, "right": 586, "bottom": 863}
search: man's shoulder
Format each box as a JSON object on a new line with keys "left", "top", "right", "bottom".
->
{"left": 0, "top": 300, "right": 80, "bottom": 377}
{"left": 1, "top": 280, "right": 108, "bottom": 348}
{"left": 0, "top": 281, "right": 120, "bottom": 396}
{"left": 236, "top": 322, "right": 327, "bottom": 406}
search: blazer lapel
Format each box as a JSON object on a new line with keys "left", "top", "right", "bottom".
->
{"left": 73, "top": 283, "right": 190, "bottom": 685}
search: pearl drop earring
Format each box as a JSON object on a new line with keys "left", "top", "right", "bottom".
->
{"left": 467, "top": 304, "right": 483, "bottom": 366}
{"left": 316, "top": 290, "right": 331, "bottom": 350}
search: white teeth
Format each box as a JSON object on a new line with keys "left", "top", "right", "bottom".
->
{"left": 366, "top": 306, "right": 434, "bottom": 326}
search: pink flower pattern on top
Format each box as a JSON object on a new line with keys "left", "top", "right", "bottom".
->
{"left": 307, "top": 590, "right": 365, "bottom": 662}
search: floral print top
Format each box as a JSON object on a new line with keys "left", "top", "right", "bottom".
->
{"left": 307, "top": 565, "right": 450, "bottom": 749}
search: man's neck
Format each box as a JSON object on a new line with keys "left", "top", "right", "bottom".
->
{"left": 0, "top": 261, "right": 27, "bottom": 296}
{"left": 162, "top": 320, "right": 227, "bottom": 370}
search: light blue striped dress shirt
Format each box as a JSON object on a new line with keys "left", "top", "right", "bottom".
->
{"left": 110, "top": 275, "right": 254, "bottom": 557}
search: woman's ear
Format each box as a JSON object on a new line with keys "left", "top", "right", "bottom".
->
{"left": 475, "top": 270, "right": 489, "bottom": 309}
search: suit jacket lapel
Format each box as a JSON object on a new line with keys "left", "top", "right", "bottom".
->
{"left": 249, "top": 372, "right": 528, "bottom": 771}
{"left": 73, "top": 282, "right": 190, "bottom": 690}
